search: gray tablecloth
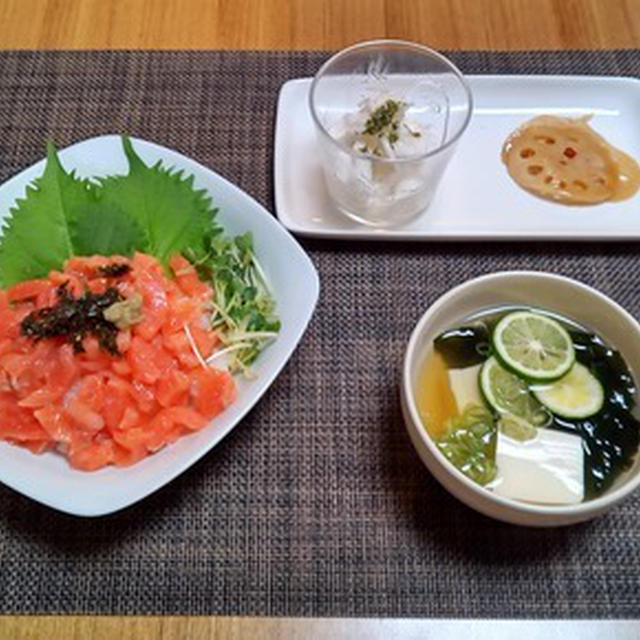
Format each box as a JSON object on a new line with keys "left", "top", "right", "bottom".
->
{"left": 0, "top": 50, "right": 639, "bottom": 617}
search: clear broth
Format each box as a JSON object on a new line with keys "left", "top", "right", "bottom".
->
{"left": 418, "top": 305, "right": 640, "bottom": 501}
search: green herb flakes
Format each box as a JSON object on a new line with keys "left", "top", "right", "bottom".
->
{"left": 363, "top": 99, "right": 404, "bottom": 137}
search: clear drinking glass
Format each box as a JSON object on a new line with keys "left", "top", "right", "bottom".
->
{"left": 309, "top": 40, "right": 473, "bottom": 227}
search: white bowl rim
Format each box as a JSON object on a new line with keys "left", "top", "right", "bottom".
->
{"left": 403, "top": 270, "right": 640, "bottom": 518}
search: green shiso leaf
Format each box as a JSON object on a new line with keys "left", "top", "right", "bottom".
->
{"left": 0, "top": 136, "right": 279, "bottom": 371}
{"left": 71, "top": 194, "right": 146, "bottom": 258}
{"left": 0, "top": 136, "right": 219, "bottom": 286}
{"left": 97, "top": 136, "right": 217, "bottom": 265}
{"left": 0, "top": 143, "right": 88, "bottom": 286}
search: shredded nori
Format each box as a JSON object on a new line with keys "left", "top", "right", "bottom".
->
{"left": 98, "top": 263, "right": 131, "bottom": 278}
{"left": 20, "top": 282, "right": 123, "bottom": 355}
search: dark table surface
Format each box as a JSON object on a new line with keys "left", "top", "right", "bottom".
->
{"left": 0, "top": 49, "right": 639, "bottom": 617}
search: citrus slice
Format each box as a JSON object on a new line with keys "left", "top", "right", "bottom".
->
{"left": 480, "top": 356, "right": 549, "bottom": 425}
{"left": 533, "top": 362, "right": 604, "bottom": 419}
{"left": 493, "top": 310, "right": 575, "bottom": 381}
{"left": 498, "top": 414, "right": 538, "bottom": 442}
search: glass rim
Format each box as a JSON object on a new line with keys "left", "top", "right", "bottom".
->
{"left": 308, "top": 39, "right": 474, "bottom": 165}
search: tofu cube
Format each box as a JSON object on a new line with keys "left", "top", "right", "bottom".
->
{"left": 493, "top": 428, "right": 584, "bottom": 505}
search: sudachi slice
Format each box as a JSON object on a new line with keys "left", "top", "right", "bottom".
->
{"left": 492, "top": 310, "right": 575, "bottom": 381}
{"left": 533, "top": 362, "right": 604, "bottom": 419}
{"left": 479, "top": 356, "right": 548, "bottom": 425}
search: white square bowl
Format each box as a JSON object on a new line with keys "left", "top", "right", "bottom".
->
{"left": 0, "top": 135, "right": 319, "bottom": 516}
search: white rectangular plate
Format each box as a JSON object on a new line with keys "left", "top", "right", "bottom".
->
{"left": 274, "top": 75, "right": 640, "bottom": 240}
{"left": 0, "top": 135, "right": 319, "bottom": 516}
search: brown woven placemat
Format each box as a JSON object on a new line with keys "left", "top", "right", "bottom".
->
{"left": 0, "top": 50, "right": 639, "bottom": 617}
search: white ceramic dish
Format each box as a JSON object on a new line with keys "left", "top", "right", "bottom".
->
{"left": 0, "top": 135, "right": 319, "bottom": 516}
{"left": 401, "top": 272, "right": 640, "bottom": 527}
{"left": 275, "top": 75, "right": 640, "bottom": 240}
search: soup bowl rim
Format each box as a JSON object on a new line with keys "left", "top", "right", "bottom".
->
{"left": 401, "top": 270, "right": 640, "bottom": 526}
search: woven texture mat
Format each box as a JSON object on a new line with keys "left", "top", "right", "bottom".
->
{"left": 1, "top": 50, "right": 640, "bottom": 617}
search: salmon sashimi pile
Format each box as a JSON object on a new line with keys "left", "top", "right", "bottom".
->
{"left": 0, "top": 252, "right": 236, "bottom": 470}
